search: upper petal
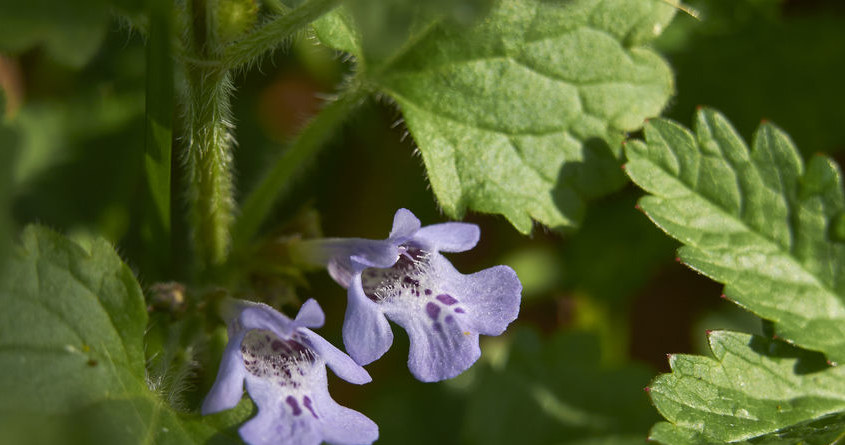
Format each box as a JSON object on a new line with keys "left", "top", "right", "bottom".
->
{"left": 201, "top": 329, "right": 248, "bottom": 415}
{"left": 238, "top": 301, "right": 297, "bottom": 338}
{"left": 342, "top": 275, "right": 394, "bottom": 366}
{"left": 388, "top": 208, "right": 421, "bottom": 240}
{"left": 296, "top": 238, "right": 402, "bottom": 288}
{"left": 295, "top": 298, "right": 325, "bottom": 329}
{"left": 413, "top": 222, "right": 480, "bottom": 253}
{"left": 325, "top": 239, "right": 401, "bottom": 287}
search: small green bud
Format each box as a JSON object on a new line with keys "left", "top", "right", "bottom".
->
{"left": 217, "top": 0, "right": 258, "bottom": 44}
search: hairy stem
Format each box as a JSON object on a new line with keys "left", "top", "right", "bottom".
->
{"left": 232, "top": 83, "right": 369, "bottom": 249}
{"left": 223, "top": 0, "right": 342, "bottom": 69}
{"left": 182, "top": 0, "right": 236, "bottom": 268}
{"left": 184, "top": 65, "right": 236, "bottom": 268}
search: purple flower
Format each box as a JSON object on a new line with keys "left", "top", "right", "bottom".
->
{"left": 202, "top": 298, "right": 378, "bottom": 445}
{"left": 295, "top": 209, "right": 522, "bottom": 382}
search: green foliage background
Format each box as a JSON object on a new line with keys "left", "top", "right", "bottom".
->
{"left": 0, "top": 0, "right": 844, "bottom": 444}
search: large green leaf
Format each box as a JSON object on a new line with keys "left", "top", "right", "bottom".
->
{"left": 624, "top": 109, "right": 845, "bottom": 363}
{"left": 648, "top": 330, "right": 845, "bottom": 444}
{"left": 0, "top": 226, "right": 242, "bottom": 444}
{"left": 464, "top": 330, "right": 658, "bottom": 445}
{"left": 315, "top": 0, "right": 676, "bottom": 233}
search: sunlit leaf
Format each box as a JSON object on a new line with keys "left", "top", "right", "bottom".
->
{"left": 649, "top": 331, "right": 845, "bottom": 444}
{"left": 625, "top": 108, "right": 845, "bottom": 362}
{"left": 314, "top": 0, "right": 676, "bottom": 233}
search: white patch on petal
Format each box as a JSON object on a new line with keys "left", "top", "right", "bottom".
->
{"left": 361, "top": 246, "right": 467, "bottom": 331}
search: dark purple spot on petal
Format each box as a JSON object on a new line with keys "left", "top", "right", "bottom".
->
{"left": 436, "top": 294, "right": 458, "bottom": 305}
{"left": 286, "top": 396, "right": 302, "bottom": 416}
{"left": 303, "top": 396, "right": 318, "bottom": 418}
{"left": 455, "top": 307, "right": 465, "bottom": 314}
{"left": 445, "top": 315, "right": 454, "bottom": 324}
{"left": 426, "top": 302, "right": 440, "bottom": 320}
{"left": 433, "top": 322, "right": 442, "bottom": 331}
{"left": 424, "top": 289, "right": 432, "bottom": 295}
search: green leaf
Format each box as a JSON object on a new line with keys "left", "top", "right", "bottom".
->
{"left": 315, "top": 0, "right": 676, "bottom": 233}
{"left": 464, "top": 330, "right": 658, "bottom": 445}
{"left": 0, "top": 226, "right": 242, "bottom": 444}
{"left": 648, "top": 330, "right": 845, "bottom": 444}
{"left": 624, "top": 109, "right": 845, "bottom": 363}
{"left": 314, "top": 0, "right": 493, "bottom": 65}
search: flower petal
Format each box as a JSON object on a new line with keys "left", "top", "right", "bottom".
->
{"left": 388, "top": 307, "right": 481, "bottom": 382}
{"left": 236, "top": 300, "right": 298, "bottom": 337}
{"left": 240, "top": 377, "right": 322, "bottom": 445}
{"left": 296, "top": 238, "right": 401, "bottom": 287}
{"left": 388, "top": 208, "right": 421, "bottom": 240}
{"left": 431, "top": 255, "right": 521, "bottom": 335}
{"left": 342, "top": 275, "right": 394, "bottom": 365}
{"left": 327, "top": 239, "right": 400, "bottom": 287}
{"left": 201, "top": 329, "right": 247, "bottom": 415}
{"left": 295, "top": 298, "right": 325, "bottom": 329}
{"left": 313, "top": 386, "right": 379, "bottom": 445}
{"left": 414, "top": 222, "right": 480, "bottom": 253}
{"left": 301, "top": 328, "right": 372, "bottom": 385}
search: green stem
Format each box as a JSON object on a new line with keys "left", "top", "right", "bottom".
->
{"left": 223, "top": 0, "right": 342, "bottom": 69}
{"left": 232, "top": 83, "right": 369, "bottom": 249}
{"left": 184, "top": 64, "right": 236, "bottom": 268}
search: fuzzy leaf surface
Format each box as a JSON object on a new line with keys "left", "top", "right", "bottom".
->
{"left": 648, "top": 331, "right": 845, "bottom": 444}
{"left": 625, "top": 109, "right": 845, "bottom": 362}
{"left": 0, "top": 226, "right": 241, "bottom": 444}
{"left": 315, "top": 0, "right": 676, "bottom": 233}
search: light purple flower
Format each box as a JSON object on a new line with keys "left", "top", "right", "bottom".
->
{"left": 202, "top": 298, "right": 378, "bottom": 445}
{"left": 295, "top": 209, "right": 522, "bottom": 382}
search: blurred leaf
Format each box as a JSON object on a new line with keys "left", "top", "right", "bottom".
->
{"left": 10, "top": 31, "right": 147, "bottom": 243}
{"left": 316, "top": 0, "right": 676, "bottom": 233}
{"left": 464, "top": 330, "right": 657, "bottom": 445}
{"left": 364, "top": 373, "right": 466, "bottom": 445}
{"left": 141, "top": 0, "right": 174, "bottom": 277}
{"left": 0, "top": 92, "right": 16, "bottom": 270}
{"left": 563, "top": 192, "right": 676, "bottom": 303}
{"left": 0, "top": 226, "right": 243, "bottom": 444}
{"left": 0, "top": 0, "right": 107, "bottom": 67}
{"left": 0, "top": 0, "right": 146, "bottom": 68}
{"left": 500, "top": 246, "right": 563, "bottom": 300}
{"left": 659, "top": 1, "right": 845, "bottom": 154}
{"left": 625, "top": 109, "right": 845, "bottom": 362}
{"left": 649, "top": 331, "right": 845, "bottom": 444}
